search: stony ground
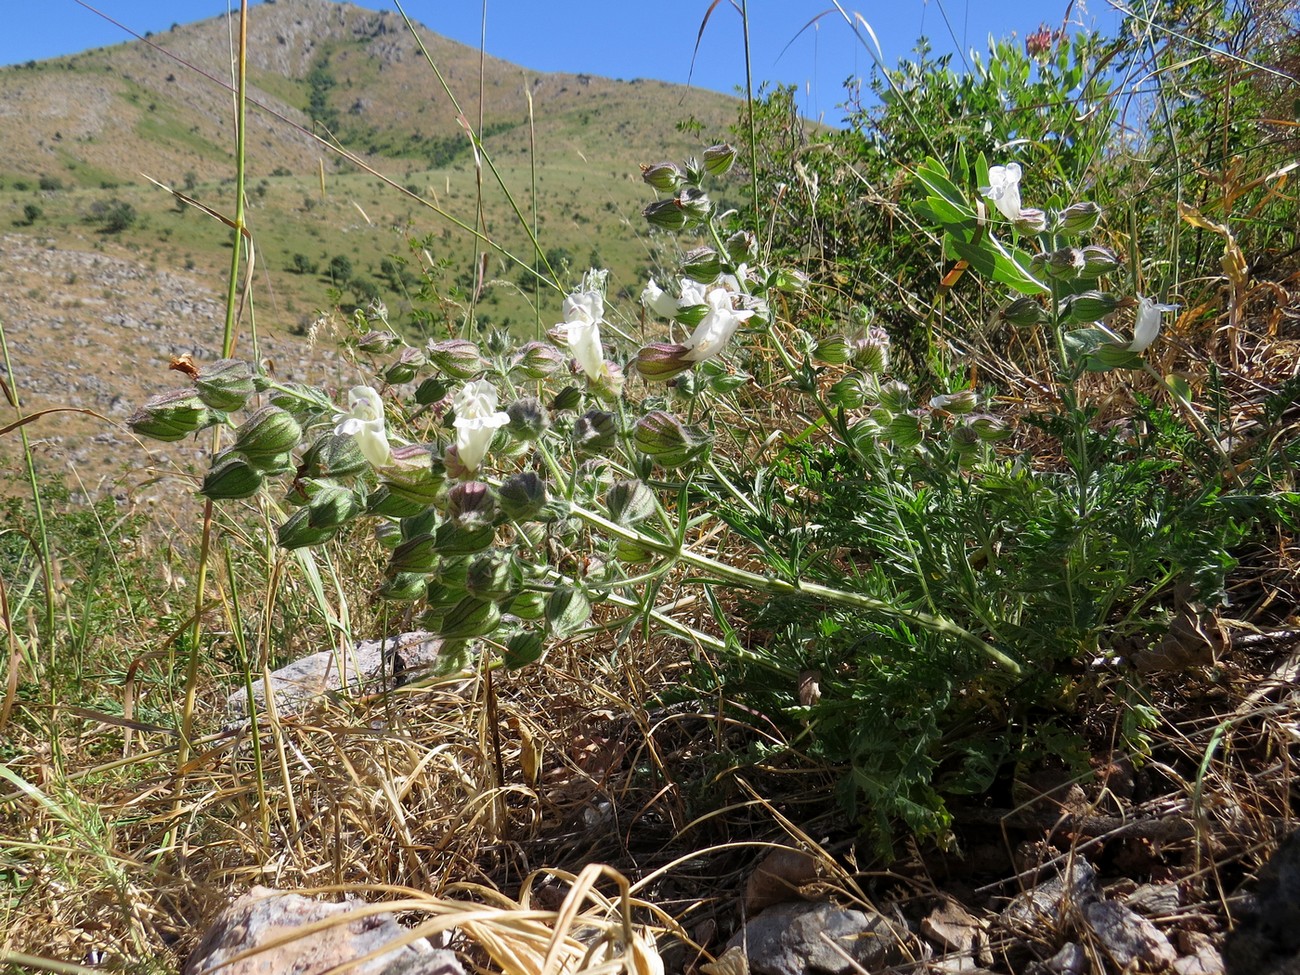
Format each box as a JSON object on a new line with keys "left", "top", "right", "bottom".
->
{"left": 0, "top": 231, "right": 353, "bottom": 503}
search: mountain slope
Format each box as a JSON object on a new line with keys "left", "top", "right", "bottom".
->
{"left": 0, "top": 0, "right": 740, "bottom": 188}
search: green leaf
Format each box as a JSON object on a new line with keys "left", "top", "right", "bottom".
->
{"left": 946, "top": 231, "right": 1047, "bottom": 295}
{"left": 915, "top": 157, "right": 968, "bottom": 213}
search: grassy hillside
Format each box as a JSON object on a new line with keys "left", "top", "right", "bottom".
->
{"left": 0, "top": 0, "right": 744, "bottom": 334}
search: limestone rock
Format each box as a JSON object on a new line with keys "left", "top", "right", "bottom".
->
{"left": 224, "top": 631, "right": 466, "bottom": 722}
{"left": 726, "top": 900, "right": 914, "bottom": 975}
{"left": 184, "top": 886, "right": 463, "bottom": 975}
{"left": 1083, "top": 900, "right": 1177, "bottom": 970}
{"left": 1003, "top": 859, "right": 1099, "bottom": 930}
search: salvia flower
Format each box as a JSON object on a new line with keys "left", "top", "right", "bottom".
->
{"left": 1128, "top": 296, "right": 1180, "bottom": 353}
{"left": 333, "top": 385, "right": 392, "bottom": 468}
{"left": 980, "top": 162, "right": 1023, "bottom": 222}
{"left": 452, "top": 379, "right": 510, "bottom": 473}
{"left": 682, "top": 287, "right": 755, "bottom": 362}
{"left": 552, "top": 288, "right": 605, "bottom": 380}
{"left": 640, "top": 278, "right": 680, "bottom": 320}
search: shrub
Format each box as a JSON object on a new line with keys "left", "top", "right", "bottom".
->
{"left": 88, "top": 198, "right": 138, "bottom": 234}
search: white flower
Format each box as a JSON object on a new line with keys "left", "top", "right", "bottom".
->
{"left": 1128, "top": 296, "right": 1180, "bottom": 352}
{"left": 682, "top": 287, "right": 755, "bottom": 362}
{"left": 332, "top": 385, "right": 391, "bottom": 468}
{"left": 452, "top": 379, "right": 509, "bottom": 472}
{"left": 554, "top": 289, "right": 605, "bottom": 379}
{"left": 980, "top": 162, "right": 1023, "bottom": 222}
{"left": 677, "top": 278, "right": 709, "bottom": 308}
{"left": 640, "top": 278, "right": 680, "bottom": 319}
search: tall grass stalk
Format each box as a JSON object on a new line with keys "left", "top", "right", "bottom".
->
{"left": 0, "top": 321, "right": 56, "bottom": 670}
{"left": 174, "top": 0, "right": 252, "bottom": 828}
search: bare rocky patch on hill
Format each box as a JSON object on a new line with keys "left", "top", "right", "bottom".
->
{"left": 0, "top": 231, "right": 349, "bottom": 501}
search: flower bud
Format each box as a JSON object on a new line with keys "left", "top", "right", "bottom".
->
{"left": 439, "top": 596, "right": 501, "bottom": 639}
{"left": 378, "top": 571, "right": 428, "bottom": 602}
{"left": 300, "top": 432, "right": 369, "bottom": 479}
{"left": 1058, "top": 201, "right": 1102, "bottom": 236}
{"left": 129, "top": 389, "right": 220, "bottom": 442}
{"left": 634, "top": 411, "right": 706, "bottom": 468}
{"left": 614, "top": 539, "right": 655, "bottom": 564}
{"left": 380, "top": 455, "right": 445, "bottom": 506}
{"left": 388, "top": 533, "right": 439, "bottom": 574}
{"left": 951, "top": 424, "right": 981, "bottom": 465}
{"left": 851, "top": 327, "right": 891, "bottom": 374}
{"left": 1001, "top": 297, "right": 1047, "bottom": 327}
{"left": 503, "top": 629, "right": 546, "bottom": 669}
{"left": 384, "top": 347, "right": 426, "bottom": 385}
{"left": 883, "top": 413, "right": 923, "bottom": 448}
{"left": 366, "top": 483, "right": 429, "bottom": 519}
{"left": 507, "top": 590, "right": 546, "bottom": 620}
{"left": 193, "top": 358, "right": 255, "bottom": 411}
{"left": 640, "top": 161, "right": 686, "bottom": 193}
{"left": 510, "top": 341, "right": 567, "bottom": 379}
{"left": 1080, "top": 245, "right": 1121, "bottom": 278}
{"left": 1013, "top": 208, "right": 1048, "bottom": 234}
{"left": 725, "top": 230, "right": 758, "bottom": 264}
{"left": 878, "top": 380, "right": 912, "bottom": 414}
{"left": 498, "top": 471, "right": 548, "bottom": 521}
{"left": 465, "top": 550, "right": 513, "bottom": 601}
{"left": 929, "top": 390, "right": 977, "bottom": 414}
{"left": 303, "top": 480, "right": 360, "bottom": 529}
{"left": 702, "top": 142, "right": 738, "bottom": 176}
{"left": 829, "top": 374, "right": 869, "bottom": 409}
{"left": 425, "top": 339, "right": 484, "bottom": 379}
{"left": 588, "top": 360, "right": 625, "bottom": 402}
{"left": 573, "top": 410, "right": 617, "bottom": 455}
{"left": 772, "top": 268, "right": 810, "bottom": 293}
{"left": 606, "top": 479, "right": 656, "bottom": 526}
{"left": 814, "top": 336, "right": 853, "bottom": 365}
{"left": 233, "top": 406, "right": 302, "bottom": 460}
{"left": 680, "top": 247, "right": 723, "bottom": 281}
{"left": 435, "top": 518, "right": 495, "bottom": 555}
{"left": 551, "top": 386, "right": 584, "bottom": 411}
{"left": 642, "top": 198, "right": 690, "bottom": 231}
{"left": 277, "top": 507, "right": 339, "bottom": 550}
{"left": 414, "top": 376, "right": 449, "bottom": 406}
{"left": 546, "top": 585, "right": 592, "bottom": 638}
{"left": 1032, "top": 247, "right": 1087, "bottom": 280}
{"left": 499, "top": 397, "right": 544, "bottom": 441}
{"left": 678, "top": 187, "right": 712, "bottom": 224}
{"left": 1060, "top": 290, "right": 1118, "bottom": 324}
{"left": 356, "top": 330, "right": 400, "bottom": 354}
{"left": 446, "top": 480, "right": 496, "bottom": 523}
{"left": 633, "top": 343, "right": 693, "bottom": 382}
{"left": 967, "top": 414, "right": 1011, "bottom": 442}
{"left": 200, "top": 452, "right": 264, "bottom": 500}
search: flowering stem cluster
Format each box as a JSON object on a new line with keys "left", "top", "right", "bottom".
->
{"left": 131, "top": 145, "right": 1017, "bottom": 680}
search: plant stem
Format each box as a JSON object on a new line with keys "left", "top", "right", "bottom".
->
{"left": 567, "top": 500, "right": 1020, "bottom": 672}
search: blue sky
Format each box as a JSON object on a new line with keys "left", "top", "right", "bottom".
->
{"left": 2, "top": 1, "right": 1122, "bottom": 123}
